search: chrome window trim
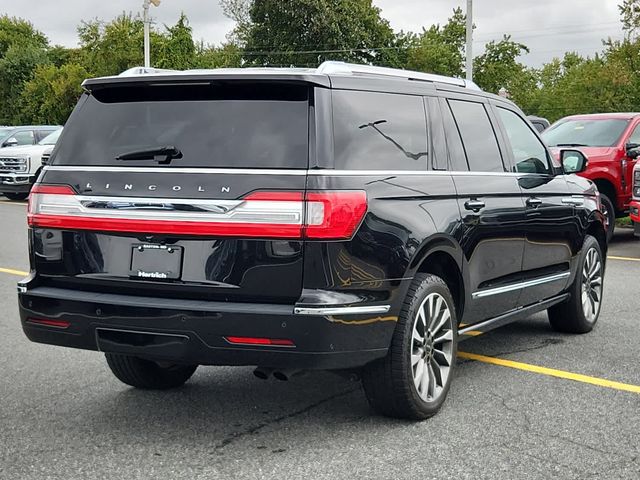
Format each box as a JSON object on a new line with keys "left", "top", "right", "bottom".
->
{"left": 294, "top": 305, "right": 390, "bottom": 316}
{"left": 45, "top": 166, "right": 536, "bottom": 177}
{"left": 44, "top": 166, "right": 308, "bottom": 176}
{"left": 472, "top": 271, "right": 570, "bottom": 299}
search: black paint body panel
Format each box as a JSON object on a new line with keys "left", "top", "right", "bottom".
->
{"left": 18, "top": 76, "right": 605, "bottom": 369}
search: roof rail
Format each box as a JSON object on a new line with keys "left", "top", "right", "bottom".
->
{"left": 316, "top": 61, "right": 481, "bottom": 90}
{"left": 118, "top": 66, "right": 178, "bottom": 77}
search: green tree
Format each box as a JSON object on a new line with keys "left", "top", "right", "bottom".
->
{"left": 227, "top": 0, "right": 397, "bottom": 66}
{"left": 19, "top": 63, "right": 89, "bottom": 124}
{"left": 0, "top": 16, "right": 50, "bottom": 124}
{"left": 78, "top": 13, "right": 149, "bottom": 76}
{"left": 405, "top": 7, "right": 467, "bottom": 77}
{"left": 473, "top": 36, "right": 529, "bottom": 93}
{"left": 0, "top": 43, "right": 49, "bottom": 123}
{"left": 156, "top": 13, "right": 196, "bottom": 69}
{"left": 619, "top": 0, "right": 640, "bottom": 33}
{"left": 0, "top": 15, "right": 47, "bottom": 58}
{"left": 194, "top": 42, "right": 244, "bottom": 68}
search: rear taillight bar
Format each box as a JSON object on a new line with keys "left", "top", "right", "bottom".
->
{"left": 27, "top": 185, "right": 367, "bottom": 240}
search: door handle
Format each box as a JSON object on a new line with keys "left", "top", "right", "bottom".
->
{"left": 526, "top": 197, "right": 543, "bottom": 207}
{"left": 464, "top": 199, "right": 485, "bottom": 212}
{"left": 561, "top": 197, "right": 584, "bottom": 206}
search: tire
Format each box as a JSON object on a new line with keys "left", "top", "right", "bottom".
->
{"left": 3, "top": 192, "right": 28, "bottom": 201}
{"left": 548, "top": 235, "right": 604, "bottom": 334}
{"left": 105, "top": 353, "right": 197, "bottom": 389}
{"left": 600, "top": 194, "right": 615, "bottom": 243}
{"left": 362, "top": 273, "right": 458, "bottom": 420}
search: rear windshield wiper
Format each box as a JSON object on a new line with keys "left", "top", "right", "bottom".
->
{"left": 116, "top": 146, "right": 182, "bottom": 164}
{"left": 553, "top": 143, "right": 589, "bottom": 147}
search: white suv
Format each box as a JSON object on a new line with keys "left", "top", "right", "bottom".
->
{"left": 0, "top": 128, "right": 62, "bottom": 200}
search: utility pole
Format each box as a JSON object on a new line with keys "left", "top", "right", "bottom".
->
{"left": 465, "top": 0, "right": 473, "bottom": 81}
{"left": 143, "top": 0, "right": 161, "bottom": 68}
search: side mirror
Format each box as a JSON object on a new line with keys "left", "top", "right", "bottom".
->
{"left": 626, "top": 142, "right": 640, "bottom": 159}
{"left": 561, "top": 149, "right": 588, "bottom": 174}
{"left": 4, "top": 137, "right": 18, "bottom": 147}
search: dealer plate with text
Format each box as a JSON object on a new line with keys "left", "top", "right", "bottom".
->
{"left": 130, "top": 244, "right": 183, "bottom": 280}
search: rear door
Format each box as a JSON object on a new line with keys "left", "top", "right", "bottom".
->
{"left": 443, "top": 97, "right": 526, "bottom": 323}
{"left": 32, "top": 81, "right": 311, "bottom": 304}
{"left": 493, "top": 105, "right": 574, "bottom": 305}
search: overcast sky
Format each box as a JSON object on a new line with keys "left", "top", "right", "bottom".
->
{"left": 0, "top": 0, "right": 625, "bottom": 67}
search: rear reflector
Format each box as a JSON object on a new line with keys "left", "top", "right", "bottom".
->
{"left": 224, "top": 336, "right": 295, "bottom": 347}
{"left": 27, "top": 185, "right": 367, "bottom": 240}
{"left": 26, "top": 317, "right": 71, "bottom": 329}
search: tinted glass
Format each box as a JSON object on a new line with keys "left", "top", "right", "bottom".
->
{"left": 440, "top": 98, "right": 468, "bottom": 171}
{"left": 12, "top": 130, "right": 35, "bottom": 145}
{"left": 628, "top": 124, "right": 640, "bottom": 144}
{"left": 497, "top": 108, "right": 550, "bottom": 174}
{"left": 52, "top": 83, "right": 309, "bottom": 168}
{"left": 426, "top": 97, "right": 447, "bottom": 170}
{"left": 448, "top": 100, "right": 504, "bottom": 172}
{"left": 39, "top": 129, "right": 62, "bottom": 145}
{"left": 543, "top": 119, "right": 629, "bottom": 147}
{"left": 332, "top": 90, "right": 428, "bottom": 170}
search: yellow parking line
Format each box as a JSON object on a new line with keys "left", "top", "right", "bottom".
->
{"left": 0, "top": 267, "right": 28, "bottom": 276}
{"left": 458, "top": 351, "right": 640, "bottom": 394}
{"left": 608, "top": 255, "right": 640, "bottom": 263}
{"left": 461, "top": 330, "right": 484, "bottom": 337}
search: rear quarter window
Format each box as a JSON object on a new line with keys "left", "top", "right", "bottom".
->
{"left": 332, "top": 90, "right": 428, "bottom": 171}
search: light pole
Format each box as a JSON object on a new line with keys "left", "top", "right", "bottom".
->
{"left": 143, "top": 0, "right": 161, "bottom": 68}
{"left": 465, "top": 0, "right": 473, "bottom": 81}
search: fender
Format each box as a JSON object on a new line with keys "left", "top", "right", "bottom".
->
{"left": 405, "top": 233, "right": 470, "bottom": 316}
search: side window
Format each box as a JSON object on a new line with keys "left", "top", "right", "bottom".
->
{"left": 425, "top": 97, "right": 447, "bottom": 170}
{"left": 332, "top": 90, "right": 428, "bottom": 170}
{"left": 448, "top": 100, "right": 504, "bottom": 173}
{"left": 497, "top": 107, "right": 551, "bottom": 174}
{"left": 36, "top": 130, "right": 54, "bottom": 142}
{"left": 12, "top": 130, "right": 35, "bottom": 145}
{"left": 439, "top": 97, "right": 468, "bottom": 171}
{"left": 628, "top": 123, "right": 640, "bottom": 144}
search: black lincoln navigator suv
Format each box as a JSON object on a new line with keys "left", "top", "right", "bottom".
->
{"left": 18, "top": 62, "right": 606, "bottom": 419}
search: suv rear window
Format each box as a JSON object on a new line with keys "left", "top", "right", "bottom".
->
{"left": 51, "top": 83, "right": 310, "bottom": 169}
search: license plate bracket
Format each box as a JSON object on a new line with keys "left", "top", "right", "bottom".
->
{"left": 130, "top": 244, "right": 183, "bottom": 280}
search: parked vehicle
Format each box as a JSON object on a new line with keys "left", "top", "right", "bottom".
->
{"left": 0, "top": 128, "right": 62, "bottom": 200}
{"left": 527, "top": 115, "right": 550, "bottom": 133}
{"left": 543, "top": 113, "right": 640, "bottom": 241}
{"left": 630, "top": 162, "right": 640, "bottom": 237}
{"left": 19, "top": 63, "right": 606, "bottom": 420}
{"left": 0, "top": 125, "right": 60, "bottom": 149}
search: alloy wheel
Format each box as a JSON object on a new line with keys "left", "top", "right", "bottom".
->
{"left": 410, "top": 293, "right": 454, "bottom": 402}
{"left": 581, "top": 247, "right": 602, "bottom": 323}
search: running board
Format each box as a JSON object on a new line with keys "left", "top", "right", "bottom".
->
{"left": 458, "top": 293, "right": 570, "bottom": 341}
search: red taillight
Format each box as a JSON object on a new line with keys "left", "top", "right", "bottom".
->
{"left": 27, "top": 185, "right": 367, "bottom": 240}
{"left": 224, "top": 336, "right": 295, "bottom": 347}
{"left": 26, "top": 317, "right": 71, "bottom": 329}
{"left": 304, "top": 191, "right": 368, "bottom": 239}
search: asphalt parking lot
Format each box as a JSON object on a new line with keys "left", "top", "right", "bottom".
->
{"left": 0, "top": 198, "right": 639, "bottom": 480}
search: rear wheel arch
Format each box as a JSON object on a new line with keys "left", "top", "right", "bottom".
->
{"left": 586, "top": 217, "right": 607, "bottom": 255}
{"left": 409, "top": 240, "right": 466, "bottom": 324}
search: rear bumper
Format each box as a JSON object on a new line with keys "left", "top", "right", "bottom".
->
{"left": 18, "top": 286, "right": 398, "bottom": 369}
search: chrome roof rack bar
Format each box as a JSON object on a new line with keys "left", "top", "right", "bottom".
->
{"left": 118, "top": 66, "right": 178, "bottom": 77}
{"left": 316, "top": 61, "right": 481, "bottom": 90}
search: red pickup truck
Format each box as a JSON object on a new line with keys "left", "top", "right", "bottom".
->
{"left": 543, "top": 113, "right": 640, "bottom": 240}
